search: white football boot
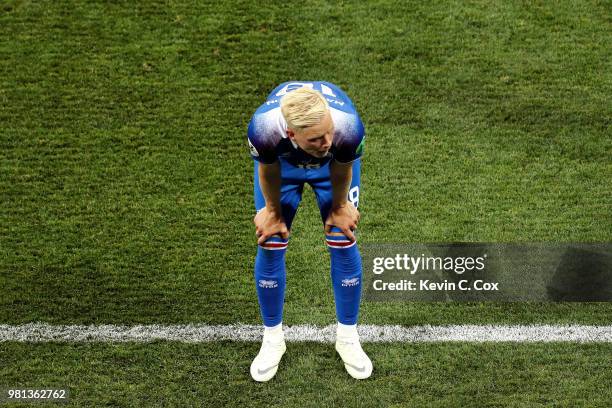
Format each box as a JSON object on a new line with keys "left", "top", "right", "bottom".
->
{"left": 335, "top": 323, "right": 373, "bottom": 379}
{"left": 250, "top": 325, "right": 286, "bottom": 382}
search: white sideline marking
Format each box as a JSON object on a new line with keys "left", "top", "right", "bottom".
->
{"left": 0, "top": 323, "right": 610, "bottom": 343}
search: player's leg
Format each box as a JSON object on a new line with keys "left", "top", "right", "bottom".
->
{"left": 253, "top": 159, "right": 303, "bottom": 328}
{"left": 251, "top": 159, "right": 303, "bottom": 382}
{"left": 310, "top": 159, "right": 362, "bottom": 325}
{"left": 310, "top": 159, "right": 372, "bottom": 379}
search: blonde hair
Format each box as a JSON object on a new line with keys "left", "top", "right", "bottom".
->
{"left": 280, "top": 87, "right": 329, "bottom": 131}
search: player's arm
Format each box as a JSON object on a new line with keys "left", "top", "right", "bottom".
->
{"left": 258, "top": 161, "right": 283, "bottom": 214}
{"left": 330, "top": 159, "right": 352, "bottom": 210}
{"left": 255, "top": 161, "right": 289, "bottom": 245}
{"left": 326, "top": 160, "right": 359, "bottom": 241}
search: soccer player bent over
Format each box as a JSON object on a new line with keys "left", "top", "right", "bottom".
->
{"left": 247, "top": 82, "right": 372, "bottom": 381}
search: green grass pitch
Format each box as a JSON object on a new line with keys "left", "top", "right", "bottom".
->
{"left": 1, "top": 0, "right": 610, "bottom": 406}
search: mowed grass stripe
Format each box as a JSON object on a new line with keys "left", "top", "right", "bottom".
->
{"left": 1, "top": 341, "right": 610, "bottom": 407}
{"left": 1, "top": 323, "right": 610, "bottom": 343}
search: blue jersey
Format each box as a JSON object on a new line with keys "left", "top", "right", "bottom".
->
{"left": 247, "top": 81, "right": 365, "bottom": 167}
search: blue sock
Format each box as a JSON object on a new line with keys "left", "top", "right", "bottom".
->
{"left": 254, "top": 236, "right": 288, "bottom": 327}
{"left": 326, "top": 226, "right": 362, "bottom": 325}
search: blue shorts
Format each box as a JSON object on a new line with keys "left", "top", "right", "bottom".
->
{"left": 254, "top": 159, "right": 361, "bottom": 231}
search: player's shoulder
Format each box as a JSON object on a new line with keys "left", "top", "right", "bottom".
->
{"left": 248, "top": 105, "right": 283, "bottom": 143}
{"left": 320, "top": 83, "right": 364, "bottom": 143}
{"left": 330, "top": 105, "right": 365, "bottom": 163}
{"left": 247, "top": 93, "right": 285, "bottom": 163}
{"left": 320, "top": 82, "right": 365, "bottom": 162}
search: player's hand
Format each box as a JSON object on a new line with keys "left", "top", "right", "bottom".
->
{"left": 254, "top": 207, "right": 289, "bottom": 245}
{"left": 325, "top": 202, "right": 360, "bottom": 242}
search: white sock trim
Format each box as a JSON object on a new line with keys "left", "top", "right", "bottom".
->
{"left": 263, "top": 323, "right": 283, "bottom": 341}
{"left": 337, "top": 322, "right": 358, "bottom": 339}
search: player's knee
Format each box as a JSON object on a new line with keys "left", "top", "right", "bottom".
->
{"left": 258, "top": 234, "right": 289, "bottom": 250}
{"left": 325, "top": 226, "right": 356, "bottom": 249}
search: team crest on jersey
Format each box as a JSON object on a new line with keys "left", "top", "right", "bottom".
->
{"left": 248, "top": 139, "right": 259, "bottom": 157}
